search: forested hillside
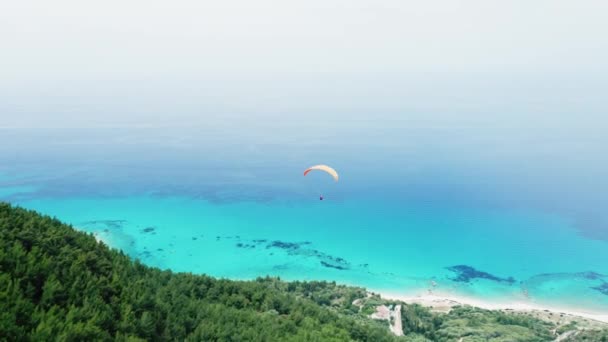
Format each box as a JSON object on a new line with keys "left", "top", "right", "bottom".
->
{"left": 0, "top": 203, "right": 400, "bottom": 341}
{"left": 1, "top": 203, "right": 605, "bottom": 341}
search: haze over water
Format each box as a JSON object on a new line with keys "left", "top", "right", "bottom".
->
{"left": 1, "top": 0, "right": 608, "bottom": 313}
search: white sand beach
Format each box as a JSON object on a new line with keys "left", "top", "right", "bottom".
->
{"left": 377, "top": 290, "right": 608, "bottom": 326}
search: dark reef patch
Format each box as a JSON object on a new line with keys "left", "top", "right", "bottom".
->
{"left": 592, "top": 282, "right": 608, "bottom": 296}
{"left": 320, "top": 261, "right": 348, "bottom": 270}
{"left": 230, "top": 238, "right": 351, "bottom": 270}
{"left": 141, "top": 227, "right": 156, "bottom": 233}
{"left": 577, "top": 271, "right": 605, "bottom": 280}
{"left": 236, "top": 243, "right": 255, "bottom": 249}
{"left": 138, "top": 250, "right": 152, "bottom": 259}
{"left": 82, "top": 219, "right": 127, "bottom": 229}
{"left": 447, "top": 265, "right": 515, "bottom": 284}
{"left": 263, "top": 240, "right": 350, "bottom": 270}
{"left": 267, "top": 241, "right": 302, "bottom": 250}
{"left": 192, "top": 237, "right": 197, "bottom": 240}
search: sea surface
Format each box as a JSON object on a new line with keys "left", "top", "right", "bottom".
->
{"left": 1, "top": 120, "right": 607, "bottom": 313}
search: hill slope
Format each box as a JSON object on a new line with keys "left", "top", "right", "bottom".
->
{"left": 0, "top": 203, "right": 398, "bottom": 341}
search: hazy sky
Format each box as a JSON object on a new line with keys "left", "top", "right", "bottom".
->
{"left": 1, "top": 1, "right": 607, "bottom": 238}
{"left": 1, "top": 0, "right": 607, "bottom": 127}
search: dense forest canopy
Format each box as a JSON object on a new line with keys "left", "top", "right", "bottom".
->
{"left": 1, "top": 202, "right": 606, "bottom": 341}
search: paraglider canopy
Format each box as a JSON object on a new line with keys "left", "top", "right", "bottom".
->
{"left": 303, "top": 165, "right": 339, "bottom": 181}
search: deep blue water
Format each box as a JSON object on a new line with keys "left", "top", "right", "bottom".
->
{"left": 1, "top": 121, "right": 607, "bottom": 313}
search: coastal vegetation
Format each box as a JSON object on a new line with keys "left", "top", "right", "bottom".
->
{"left": 562, "top": 329, "right": 608, "bottom": 341}
{"left": 1, "top": 202, "right": 606, "bottom": 341}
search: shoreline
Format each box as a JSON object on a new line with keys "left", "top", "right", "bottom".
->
{"left": 376, "top": 290, "right": 608, "bottom": 324}
{"left": 89, "top": 225, "right": 608, "bottom": 325}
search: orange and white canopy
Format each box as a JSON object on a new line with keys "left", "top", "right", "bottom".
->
{"left": 303, "top": 165, "right": 339, "bottom": 181}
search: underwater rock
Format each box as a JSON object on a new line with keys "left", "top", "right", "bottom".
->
{"left": 264, "top": 240, "right": 351, "bottom": 270}
{"left": 138, "top": 250, "right": 152, "bottom": 259}
{"left": 224, "top": 237, "right": 352, "bottom": 270}
{"left": 320, "top": 261, "right": 348, "bottom": 270}
{"left": 592, "top": 282, "right": 608, "bottom": 295}
{"left": 577, "top": 271, "right": 605, "bottom": 280}
{"left": 334, "top": 257, "right": 346, "bottom": 263}
{"left": 82, "top": 219, "right": 127, "bottom": 229}
{"left": 192, "top": 237, "right": 197, "bottom": 240}
{"left": 447, "top": 265, "right": 515, "bottom": 284}
{"left": 267, "top": 241, "right": 302, "bottom": 250}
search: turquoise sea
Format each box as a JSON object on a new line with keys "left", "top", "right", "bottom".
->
{"left": 1, "top": 120, "right": 607, "bottom": 314}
